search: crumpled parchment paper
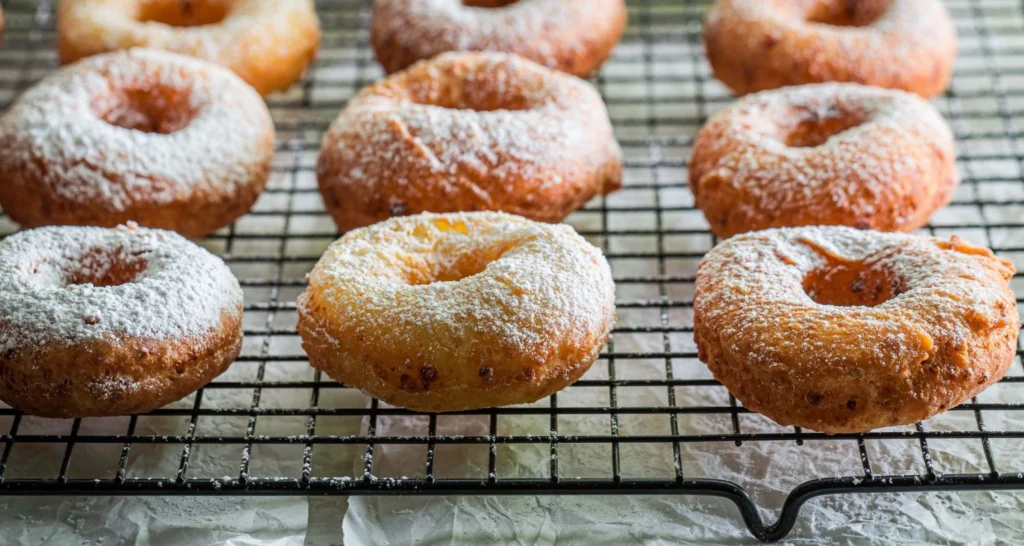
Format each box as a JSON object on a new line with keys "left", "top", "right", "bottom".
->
{"left": 341, "top": 314, "right": 1024, "bottom": 545}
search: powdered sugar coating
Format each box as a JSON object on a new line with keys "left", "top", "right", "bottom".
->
{"left": 690, "top": 83, "right": 957, "bottom": 238}
{"left": 297, "top": 212, "right": 616, "bottom": 412}
{"left": 704, "top": 0, "right": 957, "bottom": 97}
{"left": 307, "top": 212, "right": 614, "bottom": 353}
{"left": 317, "top": 52, "right": 622, "bottom": 232}
{"left": 693, "top": 226, "right": 1019, "bottom": 433}
{"left": 58, "top": 0, "right": 321, "bottom": 95}
{"left": 0, "top": 49, "right": 272, "bottom": 216}
{"left": 0, "top": 224, "right": 243, "bottom": 354}
{"left": 371, "top": 0, "right": 626, "bottom": 76}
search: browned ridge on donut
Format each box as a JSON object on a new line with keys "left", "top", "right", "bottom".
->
{"left": 371, "top": 0, "right": 627, "bottom": 78}
{"left": 703, "top": 0, "right": 958, "bottom": 97}
{"left": 689, "top": 83, "right": 957, "bottom": 238}
{"left": 57, "top": 0, "right": 321, "bottom": 95}
{"left": 316, "top": 52, "right": 623, "bottom": 233}
{"left": 693, "top": 226, "right": 1019, "bottom": 434}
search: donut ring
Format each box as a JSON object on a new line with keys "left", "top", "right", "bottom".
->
{"left": 690, "top": 83, "right": 957, "bottom": 239}
{"left": 297, "top": 212, "right": 616, "bottom": 412}
{"left": 0, "top": 49, "right": 275, "bottom": 239}
{"left": 370, "top": 0, "right": 627, "bottom": 78}
{"left": 57, "top": 0, "right": 321, "bottom": 95}
{"left": 693, "top": 226, "right": 1019, "bottom": 434}
{"left": 0, "top": 224, "right": 244, "bottom": 418}
{"left": 704, "top": 0, "right": 957, "bottom": 97}
{"left": 317, "top": 52, "right": 623, "bottom": 233}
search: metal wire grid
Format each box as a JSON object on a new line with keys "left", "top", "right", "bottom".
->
{"left": 0, "top": 0, "right": 1023, "bottom": 542}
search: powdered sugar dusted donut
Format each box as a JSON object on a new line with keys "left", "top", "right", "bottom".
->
{"left": 0, "top": 49, "right": 274, "bottom": 238}
{"left": 58, "top": 0, "right": 321, "bottom": 96}
{"left": 704, "top": 0, "right": 957, "bottom": 97}
{"left": 690, "top": 83, "right": 957, "bottom": 238}
{"left": 317, "top": 52, "right": 623, "bottom": 233}
{"left": 694, "top": 226, "right": 1019, "bottom": 434}
{"left": 0, "top": 224, "right": 244, "bottom": 418}
{"left": 371, "top": 0, "right": 627, "bottom": 77}
{"left": 297, "top": 212, "right": 616, "bottom": 412}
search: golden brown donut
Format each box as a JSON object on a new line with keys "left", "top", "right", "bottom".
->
{"left": 317, "top": 52, "right": 623, "bottom": 233}
{"left": 704, "top": 0, "right": 957, "bottom": 97}
{"left": 297, "top": 212, "right": 616, "bottom": 413}
{"left": 690, "top": 83, "right": 957, "bottom": 239}
{"left": 371, "top": 0, "right": 627, "bottom": 78}
{"left": 0, "top": 49, "right": 274, "bottom": 239}
{"left": 57, "top": 0, "right": 321, "bottom": 95}
{"left": 694, "top": 226, "right": 1019, "bottom": 434}
{"left": 0, "top": 224, "right": 243, "bottom": 418}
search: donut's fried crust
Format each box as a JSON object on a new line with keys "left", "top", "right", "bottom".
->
{"left": 0, "top": 165, "right": 270, "bottom": 240}
{"left": 300, "top": 293, "right": 607, "bottom": 413}
{"left": 0, "top": 311, "right": 242, "bottom": 418}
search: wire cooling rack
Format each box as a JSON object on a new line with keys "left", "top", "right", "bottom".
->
{"left": 2, "top": 0, "right": 1024, "bottom": 542}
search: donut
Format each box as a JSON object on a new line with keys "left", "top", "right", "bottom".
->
{"left": 57, "top": 0, "right": 321, "bottom": 95}
{"left": 0, "top": 49, "right": 275, "bottom": 239}
{"left": 689, "top": 83, "right": 957, "bottom": 239}
{"left": 703, "top": 0, "right": 957, "bottom": 97}
{"left": 370, "top": 0, "right": 627, "bottom": 78}
{"left": 297, "top": 212, "right": 616, "bottom": 412}
{"left": 0, "top": 223, "right": 244, "bottom": 418}
{"left": 693, "top": 226, "right": 1019, "bottom": 434}
{"left": 317, "top": 52, "right": 623, "bottom": 233}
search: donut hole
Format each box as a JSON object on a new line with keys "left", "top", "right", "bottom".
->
{"left": 408, "top": 245, "right": 515, "bottom": 286}
{"left": 137, "top": 0, "right": 233, "bottom": 27}
{"left": 462, "top": 0, "right": 521, "bottom": 7}
{"left": 63, "top": 247, "right": 148, "bottom": 288}
{"left": 420, "top": 254, "right": 494, "bottom": 285}
{"left": 803, "top": 262, "right": 906, "bottom": 307}
{"left": 404, "top": 71, "right": 535, "bottom": 112}
{"left": 411, "top": 84, "right": 534, "bottom": 112}
{"left": 406, "top": 219, "right": 515, "bottom": 285}
{"left": 783, "top": 110, "right": 868, "bottom": 148}
{"left": 93, "top": 87, "right": 198, "bottom": 134}
{"left": 804, "top": 0, "right": 888, "bottom": 28}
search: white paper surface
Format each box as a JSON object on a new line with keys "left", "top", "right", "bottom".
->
{"left": 341, "top": 332, "right": 1024, "bottom": 545}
